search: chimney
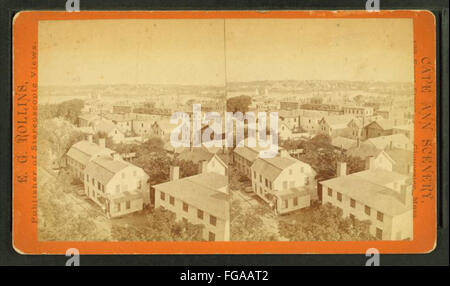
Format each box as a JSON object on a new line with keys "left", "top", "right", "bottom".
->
{"left": 87, "top": 134, "right": 93, "bottom": 143}
{"left": 98, "top": 138, "right": 106, "bottom": 148}
{"left": 399, "top": 184, "right": 413, "bottom": 206}
{"left": 199, "top": 160, "right": 208, "bottom": 174}
{"left": 337, "top": 162, "right": 347, "bottom": 177}
{"left": 112, "top": 153, "right": 121, "bottom": 161}
{"left": 170, "top": 166, "right": 180, "bottom": 181}
{"left": 279, "top": 149, "right": 289, "bottom": 158}
{"left": 365, "top": 156, "right": 375, "bottom": 170}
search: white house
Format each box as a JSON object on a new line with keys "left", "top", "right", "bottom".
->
{"left": 320, "top": 160, "right": 413, "bottom": 240}
{"left": 250, "top": 152, "right": 316, "bottom": 214}
{"left": 65, "top": 136, "right": 115, "bottom": 180}
{"left": 84, "top": 154, "right": 150, "bottom": 218}
{"left": 153, "top": 166, "right": 230, "bottom": 241}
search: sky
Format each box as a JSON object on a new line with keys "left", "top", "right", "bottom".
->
{"left": 38, "top": 18, "right": 413, "bottom": 86}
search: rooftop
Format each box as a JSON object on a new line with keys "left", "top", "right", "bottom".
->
{"left": 153, "top": 172, "right": 229, "bottom": 219}
{"left": 252, "top": 156, "right": 300, "bottom": 181}
{"left": 321, "top": 170, "right": 411, "bottom": 216}
{"left": 85, "top": 156, "right": 131, "bottom": 185}
{"left": 66, "top": 140, "right": 114, "bottom": 166}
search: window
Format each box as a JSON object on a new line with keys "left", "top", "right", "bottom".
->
{"left": 183, "top": 202, "right": 189, "bottom": 212}
{"left": 337, "top": 192, "right": 342, "bottom": 202}
{"left": 197, "top": 209, "right": 204, "bottom": 220}
{"left": 210, "top": 215, "right": 217, "bottom": 226}
{"left": 259, "top": 175, "right": 262, "bottom": 183}
{"left": 289, "top": 169, "right": 293, "bottom": 175}
{"left": 269, "top": 182, "right": 272, "bottom": 190}
{"left": 97, "top": 182, "right": 101, "bottom": 190}
{"left": 126, "top": 201, "right": 131, "bottom": 210}
{"left": 265, "top": 179, "right": 268, "bottom": 187}
{"left": 208, "top": 232, "right": 215, "bottom": 241}
{"left": 284, "top": 200, "right": 288, "bottom": 208}
{"left": 92, "top": 178, "right": 95, "bottom": 186}
{"left": 293, "top": 197, "right": 298, "bottom": 206}
{"left": 350, "top": 198, "right": 356, "bottom": 208}
{"left": 376, "top": 228, "right": 383, "bottom": 240}
{"left": 377, "top": 211, "right": 384, "bottom": 222}
{"left": 253, "top": 171, "right": 256, "bottom": 179}
{"left": 115, "top": 185, "right": 120, "bottom": 192}
{"left": 365, "top": 205, "right": 371, "bottom": 216}
{"left": 328, "top": 188, "right": 333, "bottom": 197}
{"left": 283, "top": 181, "right": 288, "bottom": 190}
{"left": 160, "top": 192, "right": 165, "bottom": 201}
{"left": 116, "top": 203, "right": 121, "bottom": 212}
{"left": 170, "top": 196, "right": 175, "bottom": 206}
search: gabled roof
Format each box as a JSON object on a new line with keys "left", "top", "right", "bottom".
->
{"left": 153, "top": 172, "right": 229, "bottom": 219}
{"left": 320, "top": 169, "right": 411, "bottom": 216}
{"left": 331, "top": 136, "right": 357, "bottom": 150}
{"left": 346, "top": 144, "right": 382, "bottom": 159}
{"left": 93, "top": 120, "right": 124, "bottom": 134}
{"left": 84, "top": 156, "right": 131, "bottom": 185}
{"left": 385, "top": 148, "right": 413, "bottom": 166}
{"left": 178, "top": 148, "right": 214, "bottom": 164}
{"left": 233, "top": 146, "right": 259, "bottom": 163}
{"left": 66, "top": 140, "right": 114, "bottom": 166}
{"left": 364, "top": 134, "right": 409, "bottom": 150}
{"left": 320, "top": 115, "right": 353, "bottom": 129}
{"left": 233, "top": 138, "right": 282, "bottom": 163}
{"left": 252, "top": 156, "right": 299, "bottom": 181}
{"left": 366, "top": 119, "right": 394, "bottom": 131}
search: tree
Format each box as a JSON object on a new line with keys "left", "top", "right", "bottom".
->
{"left": 133, "top": 151, "right": 171, "bottom": 185}
{"left": 111, "top": 207, "right": 204, "bottom": 241}
{"left": 142, "top": 137, "right": 164, "bottom": 152}
{"left": 230, "top": 200, "right": 278, "bottom": 241}
{"left": 278, "top": 202, "right": 375, "bottom": 241}
{"left": 226, "top": 95, "right": 252, "bottom": 113}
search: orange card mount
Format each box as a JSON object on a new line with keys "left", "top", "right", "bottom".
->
{"left": 12, "top": 10, "right": 437, "bottom": 254}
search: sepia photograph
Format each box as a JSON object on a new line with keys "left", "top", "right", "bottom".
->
{"left": 36, "top": 17, "right": 414, "bottom": 243}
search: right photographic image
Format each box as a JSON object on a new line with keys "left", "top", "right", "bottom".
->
{"left": 226, "top": 18, "right": 414, "bottom": 242}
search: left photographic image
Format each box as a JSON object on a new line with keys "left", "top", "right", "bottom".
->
{"left": 36, "top": 19, "right": 230, "bottom": 242}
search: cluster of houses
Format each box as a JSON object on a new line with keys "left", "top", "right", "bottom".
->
{"left": 231, "top": 97, "right": 414, "bottom": 240}
{"left": 77, "top": 110, "right": 175, "bottom": 145}
{"left": 66, "top": 132, "right": 231, "bottom": 241}
{"left": 64, "top": 92, "right": 413, "bottom": 241}
{"left": 66, "top": 135, "right": 151, "bottom": 218}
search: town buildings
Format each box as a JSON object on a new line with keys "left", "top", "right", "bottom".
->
{"left": 66, "top": 136, "right": 150, "bottom": 217}
{"left": 84, "top": 154, "right": 150, "bottom": 218}
{"left": 342, "top": 106, "right": 374, "bottom": 117}
{"left": 153, "top": 165, "right": 230, "bottom": 241}
{"left": 320, "top": 160, "right": 413, "bottom": 240}
{"left": 66, "top": 136, "right": 115, "bottom": 180}
{"left": 250, "top": 151, "right": 316, "bottom": 214}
